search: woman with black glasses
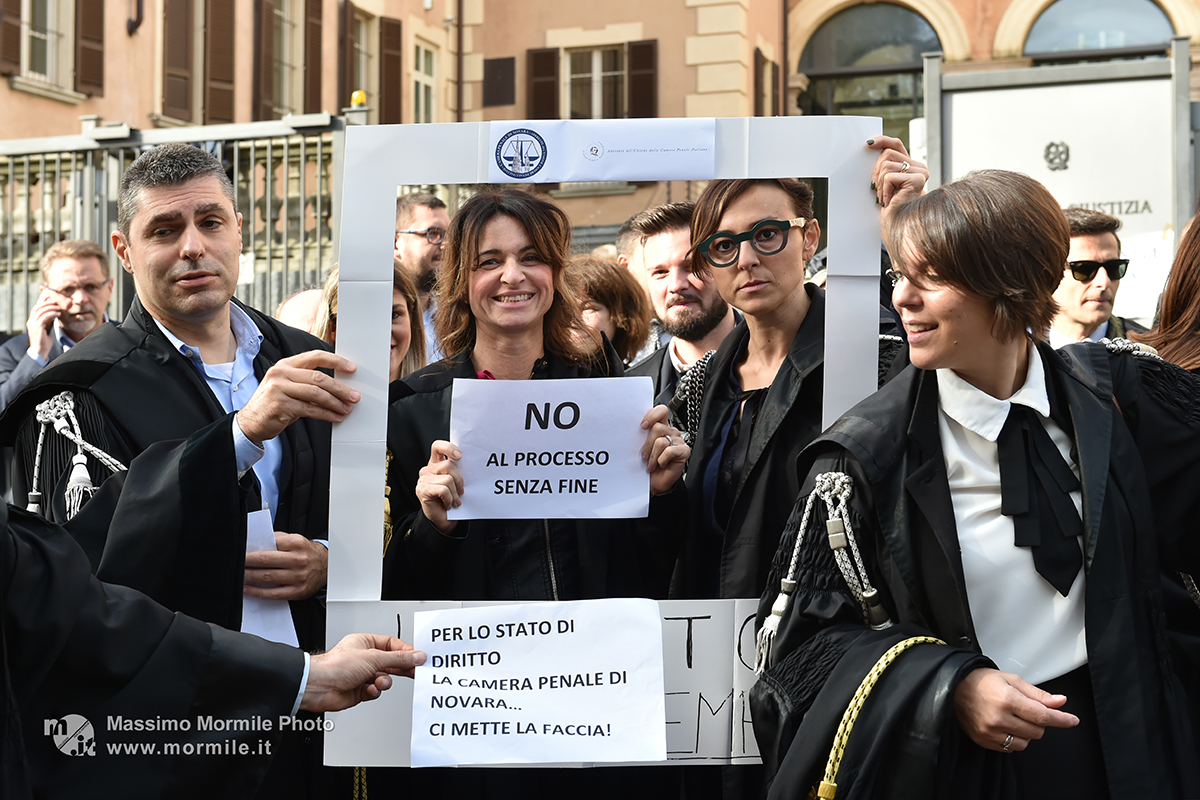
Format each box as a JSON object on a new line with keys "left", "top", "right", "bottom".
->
{"left": 668, "top": 138, "right": 922, "bottom": 605}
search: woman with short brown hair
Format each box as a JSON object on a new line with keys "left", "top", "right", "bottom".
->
{"left": 569, "top": 255, "right": 653, "bottom": 366}
{"left": 754, "top": 169, "right": 1200, "bottom": 800}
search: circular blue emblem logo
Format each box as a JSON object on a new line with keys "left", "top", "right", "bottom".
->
{"left": 495, "top": 128, "right": 547, "bottom": 180}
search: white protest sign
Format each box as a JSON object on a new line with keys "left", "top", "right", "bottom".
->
{"left": 488, "top": 118, "right": 716, "bottom": 183}
{"left": 448, "top": 376, "right": 652, "bottom": 520}
{"left": 409, "top": 599, "right": 666, "bottom": 767}
{"left": 323, "top": 598, "right": 758, "bottom": 767}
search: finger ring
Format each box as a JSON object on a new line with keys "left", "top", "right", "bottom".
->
{"left": 1001, "top": 734, "right": 1013, "bottom": 752}
{"left": 663, "top": 434, "right": 674, "bottom": 446}
{"left": 900, "top": 161, "right": 911, "bottom": 173}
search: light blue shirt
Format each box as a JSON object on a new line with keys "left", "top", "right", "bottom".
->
{"left": 153, "top": 305, "right": 283, "bottom": 521}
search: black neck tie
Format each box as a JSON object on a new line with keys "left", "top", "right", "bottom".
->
{"left": 996, "top": 403, "right": 1083, "bottom": 596}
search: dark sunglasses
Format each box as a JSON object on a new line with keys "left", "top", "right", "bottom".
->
{"left": 697, "top": 218, "right": 807, "bottom": 268}
{"left": 1068, "top": 259, "right": 1128, "bottom": 282}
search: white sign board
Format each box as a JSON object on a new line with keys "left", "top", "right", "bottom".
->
{"left": 327, "top": 116, "right": 885, "bottom": 766}
{"left": 329, "top": 116, "right": 884, "bottom": 605}
{"left": 324, "top": 598, "right": 760, "bottom": 767}
{"left": 448, "top": 377, "right": 652, "bottom": 520}
{"left": 945, "top": 79, "right": 1174, "bottom": 323}
{"left": 410, "top": 599, "right": 666, "bottom": 766}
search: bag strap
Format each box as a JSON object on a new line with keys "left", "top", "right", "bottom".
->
{"left": 810, "top": 636, "right": 946, "bottom": 800}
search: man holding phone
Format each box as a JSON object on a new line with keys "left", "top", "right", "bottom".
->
{"left": 0, "top": 239, "right": 113, "bottom": 411}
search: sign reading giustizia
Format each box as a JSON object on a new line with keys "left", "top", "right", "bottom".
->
{"left": 410, "top": 599, "right": 666, "bottom": 767}
{"left": 448, "top": 376, "right": 653, "bottom": 519}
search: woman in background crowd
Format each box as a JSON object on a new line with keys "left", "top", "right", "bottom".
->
{"left": 1128, "top": 206, "right": 1200, "bottom": 728}
{"left": 1133, "top": 208, "right": 1200, "bottom": 368}
{"left": 570, "top": 255, "right": 653, "bottom": 366}
{"left": 313, "top": 261, "right": 426, "bottom": 381}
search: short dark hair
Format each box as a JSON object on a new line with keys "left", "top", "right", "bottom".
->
{"left": 884, "top": 169, "right": 1067, "bottom": 343}
{"left": 628, "top": 202, "right": 694, "bottom": 245}
{"left": 396, "top": 192, "right": 447, "bottom": 229}
{"left": 1064, "top": 206, "right": 1122, "bottom": 252}
{"left": 118, "top": 143, "right": 235, "bottom": 237}
{"left": 689, "top": 179, "right": 814, "bottom": 276}
{"left": 435, "top": 188, "right": 594, "bottom": 365}
{"left": 615, "top": 217, "right": 639, "bottom": 260}
{"left": 39, "top": 239, "right": 109, "bottom": 284}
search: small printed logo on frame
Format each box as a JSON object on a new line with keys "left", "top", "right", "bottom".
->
{"left": 1044, "top": 142, "right": 1069, "bottom": 172}
{"left": 496, "top": 129, "right": 548, "bottom": 179}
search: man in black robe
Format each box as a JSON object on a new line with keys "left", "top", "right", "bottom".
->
{"left": 1, "top": 142, "right": 357, "bottom": 648}
{"left": 2, "top": 495, "right": 424, "bottom": 800}
{"left": 0, "top": 142, "right": 361, "bottom": 798}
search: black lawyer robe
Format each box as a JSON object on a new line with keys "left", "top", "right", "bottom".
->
{"left": 754, "top": 341, "right": 1200, "bottom": 799}
{"left": 0, "top": 296, "right": 332, "bottom": 650}
{"left": 1, "top": 498, "right": 305, "bottom": 800}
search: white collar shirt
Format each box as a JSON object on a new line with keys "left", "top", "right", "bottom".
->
{"left": 935, "top": 344, "right": 1087, "bottom": 684}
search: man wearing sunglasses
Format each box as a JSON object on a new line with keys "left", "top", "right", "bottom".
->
{"left": 1048, "top": 208, "right": 1146, "bottom": 348}
{"left": 394, "top": 192, "right": 450, "bottom": 361}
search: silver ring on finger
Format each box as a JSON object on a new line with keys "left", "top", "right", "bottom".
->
{"left": 900, "top": 161, "right": 911, "bottom": 173}
{"left": 1001, "top": 733, "right": 1014, "bottom": 752}
{"left": 663, "top": 434, "right": 674, "bottom": 446}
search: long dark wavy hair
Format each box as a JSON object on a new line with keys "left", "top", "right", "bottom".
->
{"left": 434, "top": 188, "right": 595, "bottom": 365}
{"left": 1133, "top": 205, "right": 1200, "bottom": 369}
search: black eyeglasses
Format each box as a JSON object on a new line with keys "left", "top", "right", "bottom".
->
{"left": 697, "top": 218, "right": 807, "bottom": 268}
{"left": 1068, "top": 259, "right": 1128, "bottom": 282}
{"left": 396, "top": 227, "right": 446, "bottom": 245}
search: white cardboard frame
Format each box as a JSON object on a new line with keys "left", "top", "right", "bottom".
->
{"left": 326, "top": 116, "right": 883, "bottom": 765}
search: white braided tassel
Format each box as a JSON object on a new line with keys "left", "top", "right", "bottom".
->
{"left": 29, "top": 392, "right": 127, "bottom": 520}
{"left": 64, "top": 453, "right": 97, "bottom": 519}
{"left": 755, "top": 479, "right": 827, "bottom": 675}
{"left": 755, "top": 472, "right": 894, "bottom": 675}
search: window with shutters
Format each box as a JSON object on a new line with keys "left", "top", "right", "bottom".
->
{"left": 272, "top": 0, "right": 302, "bottom": 117}
{"left": 350, "top": 9, "right": 374, "bottom": 113}
{"left": 0, "top": 0, "right": 98, "bottom": 102}
{"left": 526, "top": 40, "right": 654, "bottom": 121}
{"left": 413, "top": 40, "right": 435, "bottom": 123}
{"left": 159, "top": 0, "right": 235, "bottom": 124}
{"left": 22, "top": 0, "right": 59, "bottom": 82}
{"left": 567, "top": 46, "right": 624, "bottom": 120}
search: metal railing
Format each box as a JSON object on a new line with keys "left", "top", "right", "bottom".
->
{"left": 0, "top": 112, "right": 348, "bottom": 331}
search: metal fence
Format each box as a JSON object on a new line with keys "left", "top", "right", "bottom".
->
{"left": 0, "top": 113, "right": 348, "bottom": 332}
